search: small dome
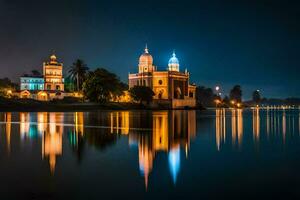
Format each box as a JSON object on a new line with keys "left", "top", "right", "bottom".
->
{"left": 168, "top": 51, "right": 179, "bottom": 71}
{"left": 139, "top": 45, "right": 153, "bottom": 71}
{"left": 50, "top": 54, "right": 57, "bottom": 61}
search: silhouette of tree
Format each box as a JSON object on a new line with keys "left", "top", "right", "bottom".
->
{"left": 196, "top": 86, "right": 215, "bottom": 107}
{"left": 83, "top": 68, "right": 126, "bottom": 103}
{"left": 230, "top": 85, "right": 242, "bottom": 102}
{"left": 223, "top": 95, "right": 230, "bottom": 106}
{"left": 31, "top": 69, "right": 41, "bottom": 76}
{"left": 129, "top": 86, "right": 155, "bottom": 105}
{"left": 68, "top": 59, "right": 89, "bottom": 91}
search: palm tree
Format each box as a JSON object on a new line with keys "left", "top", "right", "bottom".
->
{"left": 68, "top": 59, "right": 89, "bottom": 91}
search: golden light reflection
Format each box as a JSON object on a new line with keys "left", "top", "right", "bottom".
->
{"left": 37, "top": 112, "right": 48, "bottom": 135}
{"left": 253, "top": 107, "right": 260, "bottom": 143}
{"left": 237, "top": 109, "right": 243, "bottom": 147}
{"left": 42, "top": 113, "right": 63, "bottom": 174}
{"left": 216, "top": 109, "right": 226, "bottom": 151}
{"left": 5, "top": 112, "right": 11, "bottom": 153}
{"left": 20, "top": 112, "right": 30, "bottom": 139}
{"left": 153, "top": 112, "right": 168, "bottom": 151}
{"left": 110, "top": 112, "right": 130, "bottom": 134}
{"left": 135, "top": 110, "right": 196, "bottom": 189}
{"left": 282, "top": 110, "right": 286, "bottom": 144}
{"left": 74, "top": 112, "right": 84, "bottom": 135}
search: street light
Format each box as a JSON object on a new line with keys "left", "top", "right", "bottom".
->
{"left": 230, "top": 100, "right": 235, "bottom": 108}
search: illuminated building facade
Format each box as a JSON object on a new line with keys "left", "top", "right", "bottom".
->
{"left": 20, "top": 76, "right": 44, "bottom": 91}
{"left": 128, "top": 45, "right": 196, "bottom": 108}
{"left": 43, "top": 54, "right": 64, "bottom": 91}
{"left": 18, "top": 54, "right": 65, "bottom": 101}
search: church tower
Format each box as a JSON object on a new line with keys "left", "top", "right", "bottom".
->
{"left": 43, "top": 54, "right": 64, "bottom": 91}
{"left": 138, "top": 45, "right": 155, "bottom": 73}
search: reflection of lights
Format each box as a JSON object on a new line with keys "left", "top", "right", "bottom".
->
{"left": 153, "top": 112, "right": 168, "bottom": 151}
{"left": 37, "top": 112, "right": 48, "bottom": 135}
{"left": 237, "top": 109, "right": 243, "bottom": 147}
{"left": 266, "top": 109, "right": 270, "bottom": 137}
{"left": 42, "top": 113, "right": 63, "bottom": 174}
{"left": 168, "top": 146, "right": 180, "bottom": 184}
{"left": 20, "top": 112, "right": 30, "bottom": 139}
{"left": 231, "top": 109, "right": 236, "bottom": 145}
{"left": 5, "top": 112, "right": 11, "bottom": 153}
{"left": 138, "top": 139, "right": 153, "bottom": 190}
{"left": 110, "top": 112, "right": 130, "bottom": 134}
{"left": 253, "top": 108, "right": 260, "bottom": 143}
{"left": 282, "top": 110, "right": 286, "bottom": 144}
{"left": 216, "top": 109, "right": 226, "bottom": 151}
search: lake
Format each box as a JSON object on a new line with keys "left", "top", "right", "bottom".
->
{"left": 0, "top": 108, "right": 299, "bottom": 199}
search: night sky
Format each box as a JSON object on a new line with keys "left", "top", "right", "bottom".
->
{"left": 0, "top": 0, "right": 299, "bottom": 99}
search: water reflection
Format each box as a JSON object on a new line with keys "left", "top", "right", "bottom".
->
{"left": 231, "top": 109, "right": 243, "bottom": 148}
{"left": 132, "top": 111, "right": 196, "bottom": 188}
{"left": 253, "top": 107, "right": 260, "bottom": 143}
{"left": 41, "top": 113, "right": 63, "bottom": 174}
{"left": 214, "top": 108, "right": 300, "bottom": 151}
{"left": 4, "top": 112, "right": 11, "bottom": 153}
{"left": 0, "top": 108, "right": 300, "bottom": 193}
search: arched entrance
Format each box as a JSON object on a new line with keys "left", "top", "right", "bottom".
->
{"left": 20, "top": 90, "right": 31, "bottom": 99}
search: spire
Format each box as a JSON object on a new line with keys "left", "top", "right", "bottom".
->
{"left": 145, "top": 43, "right": 149, "bottom": 53}
{"left": 172, "top": 50, "right": 176, "bottom": 57}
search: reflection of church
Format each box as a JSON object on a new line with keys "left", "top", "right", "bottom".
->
{"left": 128, "top": 111, "right": 197, "bottom": 188}
{"left": 128, "top": 46, "right": 196, "bottom": 108}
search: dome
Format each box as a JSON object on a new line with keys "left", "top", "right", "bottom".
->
{"left": 50, "top": 54, "right": 57, "bottom": 61}
{"left": 168, "top": 51, "right": 179, "bottom": 71}
{"left": 50, "top": 54, "right": 58, "bottom": 64}
{"left": 139, "top": 45, "right": 154, "bottom": 72}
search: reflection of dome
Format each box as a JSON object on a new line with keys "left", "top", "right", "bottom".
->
{"left": 168, "top": 145, "right": 180, "bottom": 184}
{"left": 139, "top": 45, "right": 153, "bottom": 72}
{"left": 168, "top": 51, "right": 180, "bottom": 72}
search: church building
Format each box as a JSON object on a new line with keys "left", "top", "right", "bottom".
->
{"left": 128, "top": 46, "right": 196, "bottom": 108}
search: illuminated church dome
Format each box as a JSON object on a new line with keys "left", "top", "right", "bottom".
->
{"left": 168, "top": 51, "right": 179, "bottom": 72}
{"left": 139, "top": 45, "right": 154, "bottom": 73}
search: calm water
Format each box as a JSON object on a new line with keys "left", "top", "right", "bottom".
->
{"left": 0, "top": 109, "right": 299, "bottom": 199}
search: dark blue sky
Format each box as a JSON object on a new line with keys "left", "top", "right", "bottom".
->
{"left": 0, "top": 0, "right": 299, "bottom": 99}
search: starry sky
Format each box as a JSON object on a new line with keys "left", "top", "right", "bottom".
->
{"left": 0, "top": 0, "right": 299, "bottom": 99}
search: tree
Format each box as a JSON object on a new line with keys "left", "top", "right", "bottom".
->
{"left": 196, "top": 86, "right": 215, "bottom": 107}
{"left": 0, "top": 78, "right": 18, "bottom": 97}
{"left": 68, "top": 59, "right": 89, "bottom": 91}
{"left": 230, "top": 85, "right": 242, "bottom": 103}
{"left": 82, "top": 68, "right": 126, "bottom": 103}
{"left": 223, "top": 95, "right": 230, "bottom": 106}
{"left": 31, "top": 69, "right": 41, "bottom": 76}
{"left": 252, "top": 90, "right": 261, "bottom": 105}
{"left": 129, "top": 86, "right": 155, "bottom": 105}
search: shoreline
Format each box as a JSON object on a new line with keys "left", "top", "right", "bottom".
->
{"left": 0, "top": 99, "right": 201, "bottom": 112}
